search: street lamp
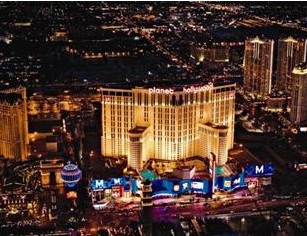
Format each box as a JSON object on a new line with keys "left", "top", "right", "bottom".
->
{"left": 240, "top": 217, "right": 246, "bottom": 233}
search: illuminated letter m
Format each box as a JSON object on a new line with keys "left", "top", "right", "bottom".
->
{"left": 95, "top": 180, "right": 104, "bottom": 189}
{"left": 255, "top": 165, "right": 264, "bottom": 174}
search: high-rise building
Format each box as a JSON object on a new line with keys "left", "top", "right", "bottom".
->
{"left": 0, "top": 87, "right": 28, "bottom": 161}
{"left": 243, "top": 37, "right": 274, "bottom": 96}
{"left": 101, "top": 82, "right": 235, "bottom": 169}
{"left": 277, "top": 37, "right": 307, "bottom": 93}
{"left": 291, "top": 62, "right": 307, "bottom": 124}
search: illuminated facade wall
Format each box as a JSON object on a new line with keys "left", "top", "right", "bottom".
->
{"left": 277, "top": 37, "right": 307, "bottom": 92}
{"left": 101, "top": 83, "right": 235, "bottom": 167}
{"left": 197, "top": 123, "right": 228, "bottom": 166}
{"left": 244, "top": 37, "right": 274, "bottom": 96}
{"left": 128, "top": 126, "right": 150, "bottom": 169}
{"left": 291, "top": 63, "right": 307, "bottom": 124}
{"left": 40, "top": 159, "right": 64, "bottom": 188}
{"left": 0, "top": 87, "right": 28, "bottom": 161}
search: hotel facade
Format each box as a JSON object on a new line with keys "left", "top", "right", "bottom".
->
{"left": 277, "top": 37, "right": 307, "bottom": 93}
{"left": 0, "top": 87, "right": 28, "bottom": 161}
{"left": 101, "top": 82, "right": 235, "bottom": 169}
{"left": 243, "top": 37, "right": 274, "bottom": 96}
{"left": 291, "top": 62, "right": 307, "bottom": 124}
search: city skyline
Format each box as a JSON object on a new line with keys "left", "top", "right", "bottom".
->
{"left": 1, "top": 2, "right": 307, "bottom": 235}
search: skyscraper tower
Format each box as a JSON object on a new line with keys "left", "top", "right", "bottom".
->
{"left": 243, "top": 37, "right": 274, "bottom": 96}
{"left": 277, "top": 37, "right": 307, "bottom": 93}
{"left": 291, "top": 62, "right": 307, "bottom": 124}
{"left": 0, "top": 87, "right": 28, "bottom": 161}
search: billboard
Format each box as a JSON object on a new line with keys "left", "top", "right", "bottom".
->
{"left": 244, "top": 164, "right": 274, "bottom": 177}
{"left": 150, "top": 179, "right": 210, "bottom": 196}
{"left": 191, "top": 181, "right": 204, "bottom": 190}
{"left": 190, "top": 180, "right": 210, "bottom": 193}
{"left": 90, "top": 177, "right": 137, "bottom": 193}
{"left": 215, "top": 173, "right": 245, "bottom": 191}
{"left": 180, "top": 179, "right": 191, "bottom": 193}
{"left": 232, "top": 173, "right": 245, "bottom": 188}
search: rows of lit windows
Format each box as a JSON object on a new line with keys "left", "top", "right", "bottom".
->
{"left": 0, "top": 104, "right": 24, "bottom": 159}
{"left": 101, "top": 84, "right": 235, "bottom": 161}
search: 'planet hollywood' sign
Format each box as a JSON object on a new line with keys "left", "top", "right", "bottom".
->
{"left": 148, "top": 83, "right": 213, "bottom": 94}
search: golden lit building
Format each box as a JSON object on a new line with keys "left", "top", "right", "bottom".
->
{"left": 0, "top": 87, "right": 28, "bottom": 161}
{"left": 243, "top": 37, "right": 274, "bottom": 96}
{"left": 197, "top": 122, "right": 228, "bottom": 165}
{"left": 190, "top": 44, "right": 229, "bottom": 63}
{"left": 277, "top": 37, "right": 307, "bottom": 93}
{"left": 101, "top": 82, "right": 235, "bottom": 168}
{"left": 291, "top": 62, "right": 307, "bottom": 124}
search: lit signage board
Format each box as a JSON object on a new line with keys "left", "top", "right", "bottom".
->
{"left": 180, "top": 179, "right": 191, "bottom": 192}
{"left": 191, "top": 181, "right": 204, "bottom": 190}
{"left": 149, "top": 87, "right": 174, "bottom": 94}
{"left": 223, "top": 179, "right": 231, "bottom": 188}
{"left": 148, "top": 83, "right": 213, "bottom": 95}
{"left": 231, "top": 174, "right": 242, "bottom": 187}
{"left": 244, "top": 164, "right": 274, "bottom": 177}
{"left": 173, "top": 184, "right": 180, "bottom": 192}
{"left": 216, "top": 174, "right": 245, "bottom": 191}
{"left": 90, "top": 177, "right": 136, "bottom": 192}
{"left": 182, "top": 83, "right": 213, "bottom": 93}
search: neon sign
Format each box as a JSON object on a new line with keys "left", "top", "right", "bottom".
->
{"left": 148, "top": 83, "right": 213, "bottom": 94}
{"left": 149, "top": 87, "right": 174, "bottom": 94}
{"left": 183, "top": 83, "right": 213, "bottom": 94}
{"left": 244, "top": 164, "right": 274, "bottom": 177}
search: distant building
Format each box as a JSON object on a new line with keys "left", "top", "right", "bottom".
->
{"left": 101, "top": 82, "right": 235, "bottom": 169}
{"left": 291, "top": 62, "right": 307, "bottom": 124}
{"left": 0, "top": 87, "right": 28, "bottom": 161}
{"left": 40, "top": 159, "right": 64, "bottom": 188}
{"left": 267, "top": 95, "right": 288, "bottom": 112}
{"left": 243, "top": 37, "right": 274, "bottom": 96}
{"left": 190, "top": 44, "right": 229, "bottom": 63}
{"left": 277, "top": 37, "right": 307, "bottom": 93}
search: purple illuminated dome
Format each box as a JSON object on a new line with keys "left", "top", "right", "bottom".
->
{"left": 61, "top": 162, "right": 82, "bottom": 187}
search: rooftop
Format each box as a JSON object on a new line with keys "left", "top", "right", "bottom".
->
{"left": 0, "top": 92, "right": 23, "bottom": 105}
{"left": 205, "top": 122, "right": 228, "bottom": 130}
{"left": 293, "top": 62, "right": 307, "bottom": 75}
{"left": 128, "top": 126, "right": 148, "bottom": 134}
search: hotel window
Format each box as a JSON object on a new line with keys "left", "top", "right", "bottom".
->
{"left": 165, "top": 95, "right": 169, "bottom": 106}
{"left": 172, "top": 95, "right": 176, "bottom": 106}
{"left": 144, "top": 94, "right": 148, "bottom": 106}
{"left": 190, "top": 94, "right": 193, "bottom": 104}
{"left": 206, "top": 91, "right": 209, "bottom": 102}
{"left": 200, "top": 92, "right": 204, "bottom": 103}
{"left": 144, "top": 107, "right": 149, "bottom": 122}
{"left": 138, "top": 93, "right": 142, "bottom": 106}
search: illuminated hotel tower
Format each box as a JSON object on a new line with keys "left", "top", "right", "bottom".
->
{"left": 0, "top": 87, "right": 28, "bottom": 161}
{"left": 101, "top": 82, "right": 235, "bottom": 169}
{"left": 291, "top": 63, "right": 307, "bottom": 124}
{"left": 243, "top": 37, "right": 274, "bottom": 96}
{"left": 277, "top": 37, "right": 307, "bottom": 93}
